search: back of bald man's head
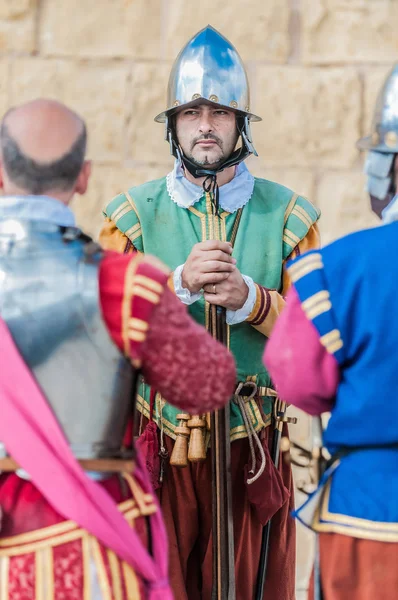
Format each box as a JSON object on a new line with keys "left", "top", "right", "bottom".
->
{"left": 0, "top": 99, "right": 87, "bottom": 195}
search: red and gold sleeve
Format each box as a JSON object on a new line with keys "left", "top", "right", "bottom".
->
{"left": 246, "top": 223, "right": 321, "bottom": 338}
{"left": 139, "top": 287, "right": 236, "bottom": 413}
{"left": 99, "top": 218, "right": 176, "bottom": 294}
{"left": 99, "top": 251, "right": 236, "bottom": 413}
{"left": 99, "top": 251, "right": 170, "bottom": 364}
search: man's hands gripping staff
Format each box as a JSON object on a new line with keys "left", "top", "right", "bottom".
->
{"left": 181, "top": 240, "right": 249, "bottom": 311}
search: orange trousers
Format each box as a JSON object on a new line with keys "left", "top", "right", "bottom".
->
{"left": 308, "top": 532, "right": 398, "bottom": 600}
{"left": 158, "top": 426, "right": 296, "bottom": 600}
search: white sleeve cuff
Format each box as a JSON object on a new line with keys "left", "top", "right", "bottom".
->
{"left": 226, "top": 275, "right": 256, "bottom": 325}
{"left": 173, "top": 263, "right": 202, "bottom": 305}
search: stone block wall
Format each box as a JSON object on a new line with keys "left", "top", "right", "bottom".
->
{"left": 1, "top": 0, "right": 395, "bottom": 241}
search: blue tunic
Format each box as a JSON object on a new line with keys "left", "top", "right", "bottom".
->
{"left": 290, "top": 223, "right": 398, "bottom": 542}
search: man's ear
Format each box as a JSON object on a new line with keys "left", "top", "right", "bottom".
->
{"left": 74, "top": 160, "right": 91, "bottom": 195}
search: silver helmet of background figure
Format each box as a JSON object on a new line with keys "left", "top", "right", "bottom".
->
{"left": 357, "top": 64, "right": 398, "bottom": 218}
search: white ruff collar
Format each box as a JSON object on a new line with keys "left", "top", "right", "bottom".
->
{"left": 166, "top": 159, "right": 255, "bottom": 213}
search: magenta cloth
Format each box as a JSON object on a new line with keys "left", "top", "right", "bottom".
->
{"left": 0, "top": 318, "right": 173, "bottom": 600}
{"left": 263, "top": 286, "right": 339, "bottom": 415}
{"left": 136, "top": 421, "right": 161, "bottom": 491}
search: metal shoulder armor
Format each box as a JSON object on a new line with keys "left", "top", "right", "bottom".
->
{"left": 0, "top": 219, "right": 134, "bottom": 460}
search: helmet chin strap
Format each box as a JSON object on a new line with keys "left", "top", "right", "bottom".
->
{"left": 365, "top": 151, "right": 396, "bottom": 219}
{"left": 176, "top": 146, "right": 249, "bottom": 216}
{"left": 370, "top": 193, "right": 395, "bottom": 219}
{"left": 167, "top": 115, "right": 257, "bottom": 215}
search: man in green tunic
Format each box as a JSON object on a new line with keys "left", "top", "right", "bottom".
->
{"left": 100, "top": 26, "right": 320, "bottom": 600}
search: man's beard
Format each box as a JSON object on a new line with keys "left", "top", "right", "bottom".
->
{"left": 187, "top": 133, "right": 225, "bottom": 168}
{"left": 188, "top": 152, "right": 224, "bottom": 167}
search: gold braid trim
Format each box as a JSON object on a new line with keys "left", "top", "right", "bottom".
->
{"left": 121, "top": 254, "right": 145, "bottom": 356}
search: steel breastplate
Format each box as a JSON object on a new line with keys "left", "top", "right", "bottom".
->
{"left": 0, "top": 219, "right": 134, "bottom": 460}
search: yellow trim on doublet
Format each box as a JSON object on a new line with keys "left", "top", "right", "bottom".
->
{"left": 288, "top": 252, "right": 323, "bottom": 282}
{"left": 321, "top": 484, "right": 398, "bottom": 531}
{"left": 144, "top": 255, "right": 170, "bottom": 275}
{"left": 0, "top": 519, "right": 78, "bottom": 547}
{"left": 124, "top": 190, "right": 140, "bottom": 220}
{"left": 129, "top": 318, "right": 149, "bottom": 332}
{"left": 313, "top": 481, "right": 398, "bottom": 542}
{"left": 0, "top": 529, "right": 85, "bottom": 557}
{"left": 122, "top": 561, "right": 142, "bottom": 599}
{"left": 283, "top": 229, "right": 301, "bottom": 247}
{"left": 108, "top": 549, "right": 123, "bottom": 600}
{"left": 110, "top": 200, "right": 130, "bottom": 223}
{"left": 128, "top": 330, "right": 146, "bottom": 342}
{"left": 205, "top": 193, "right": 215, "bottom": 240}
{"left": 290, "top": 260, "right": 323, "bottom": 282}
{"left": 123, "top": 472, "right": 157, "bottom": 517}
{"left": 131, "top": 284, "right": 160, "bottom": 304}
{"left": 284, "top": 192, "right": 299, "bottom": 225}
{"left": 82, "top": 534, "right": 92, "bottom": 600}
{"left": 291, "top": 204, "right": 313, "bottom": 229}
{"left": 230, "top": 403, "right": 271, "bottom": 442}
{"left": 136, "top": 393, "right": 177, "bottom": 440}
{"left": 123, "top": 506, "right": 145, "bottom": 521}
{"left": 130, "top": 228, "right": 143, "bottom": 243}
{"left": 188, "top": 205, "right": 207, "bottom": 240}
{"left": 320, "top": 329, "right": 343, "bottom": 354}
{"left": 0, "top": 499, "right": 136, "bottom": 557}
{"left": 314, "top": 521, "right": 398, "bottom": 542}
{"left": 302, "top": 290, "right": 332, "bottom": 320}
{"left": 44, "top": 546, "right": 54, "bottom": 599}
{"left": 302, "top": 290, "right": 329, "bottom": 311}
{"left": 0, "top": 556, "right": 9, "bottom": 600}
{"left": 125, "top": 222, "right": 142, "bottom": 239}
{"left": 118, "top": 498, "right": 136, "bottom": 513}
{"left": 134, "top": 274, "right": 163, "bottom": 294}
{"left": 247, "top": 283, "right": 263, "bottom": 323}
{"left": 220, "top": 211, "right": 228, "bottom": 243}
{"left": 137, "top": 389, "right": 273, "bottom": 442}
{"left": 91, "top": 538, "right": 112, "bottom": 600}
{"left": 306, "top": 300, "right": 332, "bottom": 320}
{"left": 122, "top": 255, "right": 141, "bottom": 355}
{"left": 113, "top": 203, "right": 135, "bottom": 225}
{"left": 35, "top": 548, "right": 44, "bottom": 600}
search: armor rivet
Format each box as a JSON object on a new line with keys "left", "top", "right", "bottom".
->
{"left": 230, "top": 100, "right": 238, "bottom": 109}
{"left": 192, "top": 93, "right": 201, "bottom": 100}
{"left": 173, "top": 100, "right": 180, "bottom": 107}
{"left": 245, "top": 106, "right": 250, "bottom": 112}
{"left": 384, "top": 131, "right": 398, "bottom": 148}
{"left": 209, "top": 94, "right": 219, "bottom": 103}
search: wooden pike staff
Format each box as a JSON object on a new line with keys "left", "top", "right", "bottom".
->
{"left": 208, "top": 199, "right": 244, "bottom": 600}
{"left": 210, "top": 303, "right": 236, "bottom": 600}
{"left": 170, "top": 184, "right": 242, "bottom": 596}
{"left": 170, "top": 305, "right": 236, "bottom": 600}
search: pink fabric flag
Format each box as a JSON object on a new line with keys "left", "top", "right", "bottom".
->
{"left": 0, "top": 318, "right": 173, "bottom": 600}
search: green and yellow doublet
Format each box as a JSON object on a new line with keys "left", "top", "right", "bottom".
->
{"left": 103, "top": 176, "right": 320, "bottom": 441}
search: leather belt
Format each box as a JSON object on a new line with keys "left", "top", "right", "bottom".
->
{"left": 237, "top": 383, "right": 277, "bottom": 398}
{"left": 0, "top": 457, "right": 135, "bottom": 473}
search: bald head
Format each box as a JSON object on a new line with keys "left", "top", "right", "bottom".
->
{"left": 0, "top": 99, "right": 88, "bottom": 197}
